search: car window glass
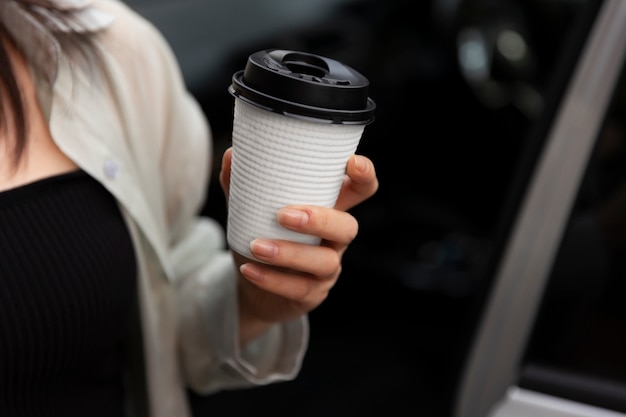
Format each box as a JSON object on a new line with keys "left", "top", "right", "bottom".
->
{"left": 521, "top": 53, "right": 626, "bottom": 414}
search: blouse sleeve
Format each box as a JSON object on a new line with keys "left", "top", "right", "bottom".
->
{"left": 100, "top": 0, "right": 308, "bottom": 394}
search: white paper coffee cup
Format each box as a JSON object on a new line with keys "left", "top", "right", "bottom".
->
{"left": 226, "top": 49, "right": 375, "bottom": 259}
{"left": 227, "top": 98, "right": 366, "bottom": 258}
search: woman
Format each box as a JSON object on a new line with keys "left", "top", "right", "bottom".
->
{"left": 0, "top": 0, "right": 379, "bottom": 416}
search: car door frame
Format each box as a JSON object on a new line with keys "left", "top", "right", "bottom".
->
{"left": 452, "top": 1, "right": 626, "bottom": 416}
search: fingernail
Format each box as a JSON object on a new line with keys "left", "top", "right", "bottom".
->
{"left": 250, "top": 239, "right": 278, "bottom": 258}
{"left": 240, "top": 263, "right": 263, "bottom": 281}
{"left": 277, "top": 208, "right": 309, "bottom": 227}
{"left": 354, "top": 155, "right": 368, "bottom": 173}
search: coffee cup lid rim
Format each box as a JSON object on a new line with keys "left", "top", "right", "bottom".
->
{"left": 229, "top": 70, "right": 376, "bottom": 125}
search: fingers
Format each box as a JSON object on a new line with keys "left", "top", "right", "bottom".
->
{"left": 334, "top": 154, "right": 379, "bottom": 212}
{"left": 239, "top": 254, "right": 335, "bottom": 306}
{"left": 219, "top": 147, "right": 232, "bottom": 196}
{"left": 238, "top": 241, "right": 338, "bottom": 315}
{"left": 235, "top": 247, "right": 336, "bottom": 318}
{"left": 248, "top": 238, "right": 341, "bottom": 277}
{"left": 237, "top": 205, "right": 354, "bottom": 306}
{"left": 276, "top": 206, "right": 359, "bottom": 247}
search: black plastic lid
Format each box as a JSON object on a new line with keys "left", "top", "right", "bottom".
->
{"left": 229, "top": 49, "right": 375, "bottom": 124}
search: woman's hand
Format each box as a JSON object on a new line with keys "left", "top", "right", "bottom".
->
{"left": 219, "top": 147, "right": 379, "bottom": 345}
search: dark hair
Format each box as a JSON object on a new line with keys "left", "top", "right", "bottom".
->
{"left": 0, "top": 0, "right": 97, "bottom": 167}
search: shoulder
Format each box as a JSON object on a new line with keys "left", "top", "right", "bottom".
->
{"left": 90, "top": 0, "right": 181, "bottom": 81}
{"left": 87, "top": 0, "right": 192, "bottom": 119}
{"left": 92, "top": 0, "right": 163, "bottom": 42}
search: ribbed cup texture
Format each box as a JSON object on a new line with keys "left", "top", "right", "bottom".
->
{"left": 227, "top": 99, "right": 365, "bottom": 258}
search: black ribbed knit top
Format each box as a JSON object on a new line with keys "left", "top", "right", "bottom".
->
{"left": 0, "top": 170, "right": 137, "bottom": 417}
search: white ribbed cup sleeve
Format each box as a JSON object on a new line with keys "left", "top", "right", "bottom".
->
{"left": 227, "top": 99, "right": 365, "bottom": 259}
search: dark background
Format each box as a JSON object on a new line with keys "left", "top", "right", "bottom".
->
{"left": 124, "top": 0, "right": 599, "bottom": 415}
